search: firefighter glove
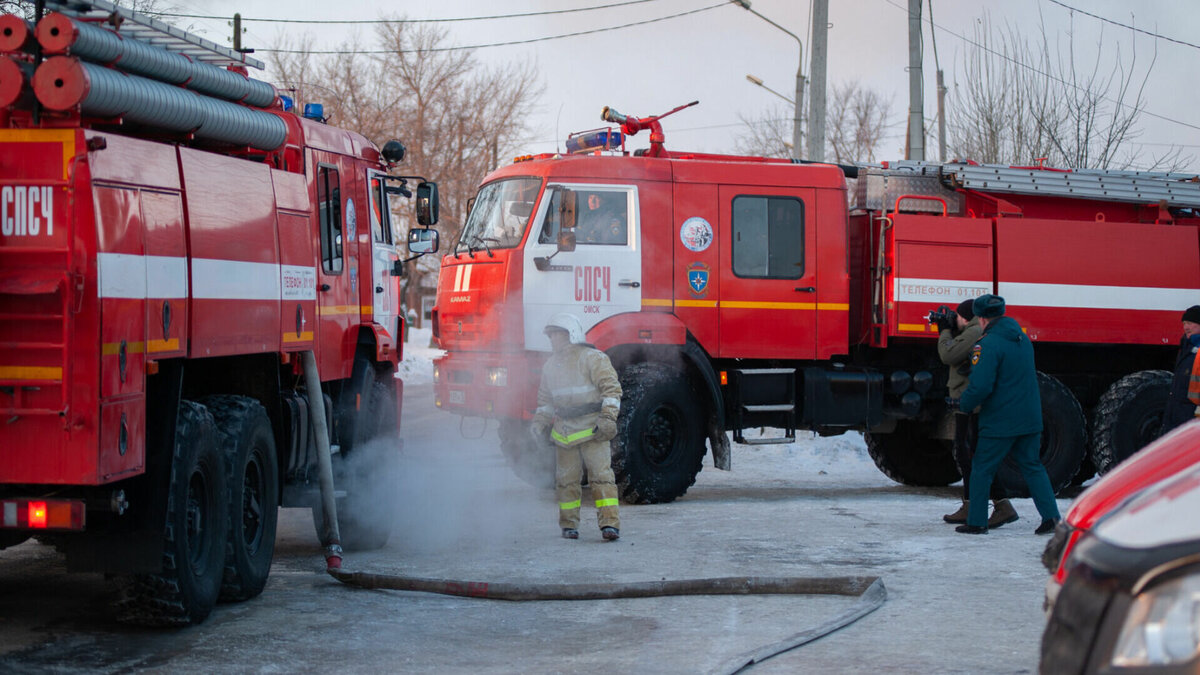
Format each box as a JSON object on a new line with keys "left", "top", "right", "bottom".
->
{"left": 595, "top": 417, "right": 618, "bottom": 442}
{"left": 530, "top": 423, "right": 549, "bottom": 444}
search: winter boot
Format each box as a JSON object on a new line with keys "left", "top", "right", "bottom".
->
{"left": 601, "top": 526, "right": 619, "bottom": 541}
{"left": 987, "top": 499, "right": 1019, "bottom": 529}
{"left": 943, "top": 500, "right": 969, "bottom": 524}
{"left": 955, "top": 524, "right": 987, "bottom": 535}
{"left": 562, "top": 528, "right": 579, "bottom": 539}
{"left": 1035, "top": 518, "right": 1061, "bottom": 535}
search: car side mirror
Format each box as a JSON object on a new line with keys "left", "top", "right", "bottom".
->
{"left": 416, "top": 182, "right": 439, "bottom": 226}
{"left": 408, "top": 228, "right": 439, "bottom": 254}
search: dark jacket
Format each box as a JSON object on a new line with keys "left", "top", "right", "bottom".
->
{"left": 959, "top": 315, "right": 1042, "bottom": 437}
{"left": 1161, "top": 335, "right": 1200, "bottom": 435}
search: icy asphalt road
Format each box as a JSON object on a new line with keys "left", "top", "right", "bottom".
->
{"left": 0, "top": 380, "right": 1065, "bottom": 674}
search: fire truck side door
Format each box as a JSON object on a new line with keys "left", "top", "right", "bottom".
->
{"left": 716, "top": 187, "right": 817, "bottom": 360}
{"left": 523, "top": 183, "right": 641, "bottom": 348}
{"left": 313, "top": 158, "right": 356, "bottom": 379}
{"left": 367, "top": 171, "right": 400, "bottom": 342}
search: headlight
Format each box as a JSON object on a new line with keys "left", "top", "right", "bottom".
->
{"left": 1112, "top": 573, "right": 1200, "bottom": 667}
{"left": 486, "top": 367, "right": 508, "bottom": 387}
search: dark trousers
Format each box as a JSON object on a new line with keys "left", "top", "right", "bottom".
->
{"left": 967, "top": 432, "right": 1062, "bottom": 528}
{"left": 953, "top": 412, "right": 1005, "bottom": 502}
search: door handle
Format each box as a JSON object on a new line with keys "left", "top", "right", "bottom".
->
{"left": 320, "top": 283, "right": 331, "bottom": 292}
{"left": 794, "top": 286, "right": 816, "bottom": 292}
{"left": 618, "top": 280, "right": 641, "bottom": 288}
{"left": 375, "top": 286, "right": 384, "bottom": 293}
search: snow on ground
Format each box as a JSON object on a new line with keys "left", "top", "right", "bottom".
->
{"left": 395, "top": 326, "right": 443, "bottom": 384}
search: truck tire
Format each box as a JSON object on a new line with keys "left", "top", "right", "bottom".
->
{"left": 995, "top": 372, "right": 1086, "bottom": 497}
{"left": 202, "top": 395, "right": 279, "bottom": 603}
{"left": 498, "top": 419, "right": 555, "bottom": 489}
{"left": 113, "top": 400, "right": 228, "bottom": 626}
{"left": 865, "top": 420, "right": 960, "bottom": 486}
{"left": 313, "top": 379, "right": 398, "bottom": 551}
{"left": 1091, "top": 370, "right": 1172, "bottom": 475}
{"left": 612, "top": 363, "right": 706, "bottom": 504}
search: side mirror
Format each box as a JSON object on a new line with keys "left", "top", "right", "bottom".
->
{"left": 559, "top": 189, "right": 576, "bottom": 230}
{"left": 408, "top": 228, "right": 439, "bottom": 254}
{"left": 416, "top": 182, "right": 439, "bottom": 226}
{"left": 557, "top": 228, "right": 577, "bottom": 253}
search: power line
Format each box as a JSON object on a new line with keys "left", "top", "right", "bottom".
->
{"left": 879, "top": 0, "right": 1200, "bottom": 133}
{"left": 258, "top": 3, "right": 729, "bottom": 55}
{"left": 1044, "top": 0, "right": 1200, "bottom": 52}
{"left": 149, "top": 0, "right": 667, "bottom": 25}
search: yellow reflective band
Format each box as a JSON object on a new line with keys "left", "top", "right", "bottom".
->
{"left": 551, "top": 427, "right": 595, "bottom": 444}
{"left": 595, "top": 498, "right": 618, "bottom": 508}
{"left": 559, "top": 500, "right": 581, "bottom": 510}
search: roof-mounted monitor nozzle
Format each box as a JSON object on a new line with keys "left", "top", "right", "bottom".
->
{"left": 599, "top": 100, "right": 698, "bottom": 158}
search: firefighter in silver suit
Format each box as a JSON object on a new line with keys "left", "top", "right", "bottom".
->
{"left": 531, "top": 313, "right": 623, "bottom": 541}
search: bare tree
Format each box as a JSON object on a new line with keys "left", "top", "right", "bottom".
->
{"left": 268, "top": 19, "right": 542, "bottom": 316}
{"left": 826, "top": 81, "right": 895, "bottom": 163}
{"left": 734, "top": 105, "right": 796, "bottom": 159}
{"left": 737, "top": 82, "right": 894, "bottom": 163}
{"left": 948, "top": 13, "right": 1187, "bottom": 170}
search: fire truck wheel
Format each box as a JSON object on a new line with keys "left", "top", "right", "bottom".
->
{"left": 995, "top": 372, "right": 1087, "bottom": 497}
{"left": 201, "top": 395, "right": 280, "bottom": 603}
{"left": 612, "top": 363, "right": 705, "bottom": 504}
{"left": 1091, "top": 370, "right": 1172, "bottom": 476}
{"left": 498, "top": 419, "right": 556, "bottom": 489}
{"left": 113, "top": 400, "right": 228, "bottom": 626}
{"left": 865, "top": 420, "right": 960, "bottom": 486}
{"left": 313, "top": 380, "right": 399, "bottom": 551}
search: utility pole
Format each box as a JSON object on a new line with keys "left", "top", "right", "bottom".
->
{"left": 906, "top": 0, "right": 924, "bottom": 161}
{"left": 808, "top": 0, "right": 828, "bottom": 162}
{"left": 936, "top": 69, "right": 946, "bottom": 162}
{"left": 233, "top": 13, "right": 242, "bottom": 53}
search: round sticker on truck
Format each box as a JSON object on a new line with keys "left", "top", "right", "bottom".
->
{"left": 680, "top": 217, "right": 713, "bottom": 252}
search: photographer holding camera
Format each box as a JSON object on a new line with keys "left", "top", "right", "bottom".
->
{"left": 933, "top": 299, "right": 1017, "bottom": 528}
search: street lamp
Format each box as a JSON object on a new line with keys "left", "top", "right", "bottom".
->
{"left": 745, "top": 74, "right": 794, "bottom": 106}
{"left": 730, "top": 0, "right": 804, "bottom": 161}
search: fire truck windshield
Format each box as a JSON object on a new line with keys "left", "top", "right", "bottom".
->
{"left": 458, "top": 177, "right": 542, "bottom": 252}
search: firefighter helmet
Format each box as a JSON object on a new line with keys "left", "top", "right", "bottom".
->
{"left": 544, "top": 313, "right": 586, "bottom": 344}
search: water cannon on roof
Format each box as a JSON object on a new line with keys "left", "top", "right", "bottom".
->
{"left": 599, "top": 100, "right": 698, "bottom": 158}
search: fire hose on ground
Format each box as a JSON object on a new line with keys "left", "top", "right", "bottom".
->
{"left": 328, "top": 568, "right": 886, "bottom": 674}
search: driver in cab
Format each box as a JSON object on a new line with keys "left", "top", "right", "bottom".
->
{"left": 580, "top": 192, "right": 626, "bottom": 245}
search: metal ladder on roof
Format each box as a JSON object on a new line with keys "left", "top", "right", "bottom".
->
{"left": 868, "top": 160, "right": 1200, "bottom": 210}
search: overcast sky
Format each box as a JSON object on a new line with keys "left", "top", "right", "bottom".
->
{"left": 178, "top": 0, "right": 1200, "bottom": 170}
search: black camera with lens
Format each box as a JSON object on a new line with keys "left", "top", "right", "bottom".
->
{"left": 925, "top": 304, "right": 957, "bottom": 333}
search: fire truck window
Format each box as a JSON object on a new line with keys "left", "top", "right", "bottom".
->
{"left": 318, "top": 165, "right": 343, "bottom": 274}
{"left": 460, "top": 177, "right": 540, "bottom": 251}
{"left": 578, "top": 190, "right": 628, "bottom": 246}
{"left": 369, "top": 176, "right": 392, "bottom": 245}
{"left": 732, "top": 196, "right": 804, "bottom": 279}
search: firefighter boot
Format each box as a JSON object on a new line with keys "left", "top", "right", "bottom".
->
{"left": 601, "top": 526, "right": 619, "bottom": 541}
{"left": 562, "top": 528, "right": 579, "bottom": 539}
{"left": 943, "top": 500, "right": 969, "bottom": 524}
{"left": 987, "top": 499, "right": 1019, "bottom": 529}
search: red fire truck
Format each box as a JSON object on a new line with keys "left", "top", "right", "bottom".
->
{"left": 432, "top": 103, "right": 1200, "bottom": 505}
{"left": 0, "top": 1, "right": 439, "bottom": 625}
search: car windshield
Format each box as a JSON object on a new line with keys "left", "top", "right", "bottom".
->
{"left": 457, "top": 177, "right": 542, "bottom": 253}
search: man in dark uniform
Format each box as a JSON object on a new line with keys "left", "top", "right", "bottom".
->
{"left": 1161, "top": 305, "right": 1200, "bottom": 435}
{"left": 955, "top": 294, "right": 1061, "bottom": 535}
